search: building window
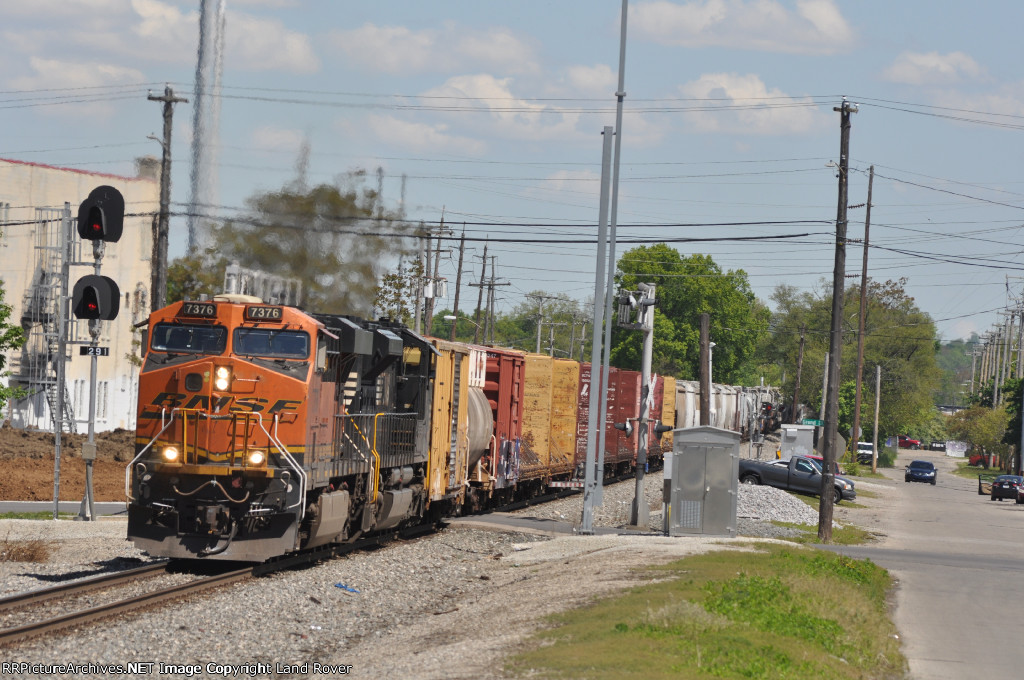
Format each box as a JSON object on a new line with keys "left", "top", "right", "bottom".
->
{"left": 98, "top": 381, "right": 109, "bottom": 420}
{"left": 0, "top": 202, "right": 10, "bottom": 246}
{"left": 73, "top": 379, "right": 86, "bottom": 419}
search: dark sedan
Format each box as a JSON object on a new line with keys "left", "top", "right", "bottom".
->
{"left": 905, "top": 460, "right": 937, "bottom": 485}
{"left": 990, "top": 475, "right": 1024, "bottom": 502}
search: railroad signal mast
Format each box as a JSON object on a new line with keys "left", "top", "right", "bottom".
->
{"left": 71, "top": 185, "right": 125, "bottom": 520}
{"left": 617, "top": 283, "right": 657, "bottom": 528}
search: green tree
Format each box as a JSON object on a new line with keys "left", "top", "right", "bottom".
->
{"left": 166, "top": 247, "right": 230, "bottom": 304}
{"left": 0, "top": 281, "right": 27, "bottom": 414}
{"left": 612, "top": 245, "right": 769, "bottom": 383}
{"left": 167, "top": 169, "right": 415, "bottom": 315}
{"left": 766, "top": 277, "right": 941, "bottom": 438}
{"left": 949, "top": 405, "right": 1009, "bottom": 461}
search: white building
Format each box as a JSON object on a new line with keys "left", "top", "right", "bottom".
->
{"left": 1, "top": 157, "right": 160, "bottom": 432}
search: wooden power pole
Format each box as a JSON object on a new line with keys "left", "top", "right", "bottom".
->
{"left": 147, "top": 85, "right": 188, "bottom": 311}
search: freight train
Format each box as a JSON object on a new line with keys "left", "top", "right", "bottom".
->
{"left": 125, "top": 295, "right": 779, "bottom": 561}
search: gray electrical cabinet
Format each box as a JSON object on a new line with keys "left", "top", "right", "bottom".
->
{"left": 663, "top": 426, "right": 740, "bottom": 537}
{"left": 778, "top": 424, "right": 815, "bottom": 460}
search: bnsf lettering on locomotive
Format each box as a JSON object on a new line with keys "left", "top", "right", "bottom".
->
{"left": 246, "top": 305, "right": 283, "bottom": 320}
{"left": 151, "top": 392, "right": 185, "bottom": 408}
{"left": 231, "top": 397, "right": 268, "bottom": 413}
{"left": 183, "top": 395, "right": 209, "bottom": 410}
{"left": 268, "top": 399, "right": 302, "bottom": 414}
{"left": 182, "top": 302, "right": 216, "bottom": 317}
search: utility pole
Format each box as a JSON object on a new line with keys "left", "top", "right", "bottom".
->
{"left": 852, "top": 165, "right": 874, "bottom": 451}
{"left": 792, "top": 325, "right": 806, "bottom": 422}
{"left": 991, "top": 317, "right": 999, "bottom": 403}
{"left": 449, "top": 230, "right": 465, "bottom": 341}
{"left": 969, "top": 348, "right": 980, "bottom": 395}
{"left": 819, "top": 352, "right": 829, "bottom": 420}
{"left": 148, "top": 85, "right": 188, "bottom": 311}
{"left": 872, "top": 365, "right": 881, "bottom": 473}
{"left": 528, "top": 294, "right": 560, "bottom": 354}
{"left": 413, "top": 235, "right": 425, "bottom": 334}
{"left": 425, "top": 216, "right": 446, "bottom": 336}
{"left": 699, "top": 313, "right": 710, "bottom": 425}
{"left": 486, "top": 256, "right": 496, "bottom": 344}
{"left": 472, "top": 244, "right": 487, "bottom": 344}
{"left": 820, "top": 97, "right": 857, "bottom": 542}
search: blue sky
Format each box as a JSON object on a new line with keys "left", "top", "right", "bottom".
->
{"left": 3, "top": 0, "right": 1023, "bottom": 342}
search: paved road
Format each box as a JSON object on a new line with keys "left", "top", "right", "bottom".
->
{"left": 828, "top": 450, "right": 1024, "bottom": 680}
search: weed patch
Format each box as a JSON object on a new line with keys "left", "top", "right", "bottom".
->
{"left": 507, "top": 544, "right": 904, "bottom": 680}
{"left": 0, "top": 536, "right": 53, "bottom": 562}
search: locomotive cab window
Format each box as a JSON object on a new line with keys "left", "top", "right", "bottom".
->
{"left": 234, "top": 328, "right": 310, "bottom": 359}
{"left": 151, "top": 323, "right": 227, "bottom": 354}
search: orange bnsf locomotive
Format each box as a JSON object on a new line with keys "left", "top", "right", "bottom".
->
{"left": 126, "top": 295, "right": 780, "bottom": 562}
{"left": 127, "top": 295, "right": 456, "bottom": 561}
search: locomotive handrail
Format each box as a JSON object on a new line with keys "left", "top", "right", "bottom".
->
{"left": 125, "top": 407, "right": 308, "bottom": 516}
{"left": 369, "top": 413, "right": 386, "bottom": 503}
{"left": 268, "top": 414, "right": 307, "bottom": 514}
{"left": 125, "top": 407, "right": 176, "bottom": 502}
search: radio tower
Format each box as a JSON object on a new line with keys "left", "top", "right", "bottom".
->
{"left": 187, "top": 0, "right": 226, "bottom": 251}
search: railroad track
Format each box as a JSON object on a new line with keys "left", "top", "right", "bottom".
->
{"left": 0, "top": 523, "right": 441, "bottom": 646}
{"left": 0, "top": 563, "right": 253, "bottom": 646}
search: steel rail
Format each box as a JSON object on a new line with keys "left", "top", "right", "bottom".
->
{"left": 0, "top": 566, "right": 252, "bottom": 646}
{"left": 0, "top": 562, "right": 168, "bottom": 614}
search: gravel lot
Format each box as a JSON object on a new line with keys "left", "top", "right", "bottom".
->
{"left": 0, "top": 474, "right": 878, "bottom": 680}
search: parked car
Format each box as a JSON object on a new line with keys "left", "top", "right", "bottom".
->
{"left": 738, "top": 455, "right": 856, "bottom": 503}
{"left": 905, "top": 460, "right": 936, "bottom": 484}
{"left": 928, "top": 440, "right": 946, "bottom": 452}
{"left": 856, "top": 441, "right": 874, "bottom": 464}
{"left": 989, "top": 474, "right": 1024, "bottom": 502}
{"left": 898, "top": 435, "right": 922, "bottom": 450}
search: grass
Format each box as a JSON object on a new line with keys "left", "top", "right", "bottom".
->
{"left": 951, "top": 460, "right": 996, "bottom": 481}
{"left": 0, "top": 511, "right": 74, "bottom": 520}
{"left": 769, "top": 521, "right": 874, "bottom": 546}
{"left": 506, "top": 543, "right": 904, "bottom": 679}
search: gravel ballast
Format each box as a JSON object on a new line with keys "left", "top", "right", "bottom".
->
{"left": 0, "top": 476, "right": 853, "bottom": 679}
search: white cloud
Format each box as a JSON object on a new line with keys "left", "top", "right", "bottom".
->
{"left": 228, "top": 12, "right": 319, "bottom": 73}
{"left": 8, "top": 57, "right": 146, "bottom": 118}
{"left": 563, "top": 64, "right": 617, "bottom": 95}
{"left": 530, "top": 169, "right": 603, "bottom": 201}
{"left": 421, "top": 74, "right": 583, "bottom": 143}
{"left": 944, "top": 81, "right": 1024, "bottom": 118}
{"left": 250, "top": 125, "right": 305, "bottom": 152}
{"left": 2, "top": 1, "right": 317, "bottom": 73}
{"left": 633, "top": 0, "right": 854, "bottom": 54}
{"left": 882, "top": 51, "right": 986, "bottom": 86}
{"left": 327, "top": 22, "right": 537, "bottom": 75}
{"left": 10, "top": 56, "right": 145, "bottom": 90}
{"left": 678, "top": 73, "right": 824, "bottom": 134}
{"left": 366, "top": 115, "right": 486, "bottom": 155}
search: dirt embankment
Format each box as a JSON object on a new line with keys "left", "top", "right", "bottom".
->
{"left": 0, "top": 423, "right": 133, "bottom": 501}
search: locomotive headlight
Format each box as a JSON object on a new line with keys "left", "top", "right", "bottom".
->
{"left": 162, "top": 446, "right": 180, "bottom": 462}
{"left": 247, "top": 450, "right": 266, "bottom": 466}
{"left": 214, "top": 366, "right": 232, "bottom": 391}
